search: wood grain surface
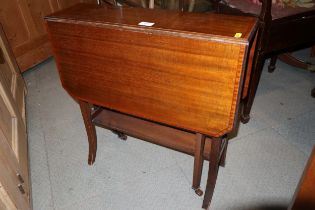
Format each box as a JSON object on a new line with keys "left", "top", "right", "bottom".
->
{"left": 46, "top": 4, "right": 257, "bottom": 137}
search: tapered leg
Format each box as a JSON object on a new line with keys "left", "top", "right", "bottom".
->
{"left": 79, "top": 100, "right": 97, "bottom": 165}
{"left": 268, "top": 55, "right": 277, "bottom": 73}
{"left": 192, "top": 133, "right": 206, "bottom": 196}
{"left": 241, "top": 53, "right": 265, "bottom": 124}
{"left": 219, "top": 138, "right": 228, "bottom": 167}
{"left": 202, "top": 137, "right": 221, "bottom": 209}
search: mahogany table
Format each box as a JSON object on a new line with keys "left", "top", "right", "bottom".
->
{"left": 45, "top": 4, "right": 257, "bottom": 209}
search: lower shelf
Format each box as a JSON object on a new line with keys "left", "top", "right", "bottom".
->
{"left": 92, "top": 108, "right": 212, "bottom": 160}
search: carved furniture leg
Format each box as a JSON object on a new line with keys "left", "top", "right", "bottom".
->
{"left": 79, "top": 100, "right": 97, "bottom": 165}
{"left": 202, "top": 137, "right": 222, "bottom": 209}
{"left": 192, "top": 133, "right": 206, "bottom": 196}
{"left": 268, "top": 55, "right": 277, "bottom": 73}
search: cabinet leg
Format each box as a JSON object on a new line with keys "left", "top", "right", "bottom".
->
{"left": 202, "top": 137, "right": 221, "bottom": 209}
{"left": 192, "top": 133, "right": 206, "bottom": 196}
{"left": 79, "top": 100, "right": 97, "bottom": 165}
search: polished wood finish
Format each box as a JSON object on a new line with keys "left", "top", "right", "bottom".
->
{"left": 46, "top": 4, "right": 257, "bottom": 209}
{"left": 46, "top": 3, "right": 256, "bottom": 137}
{"left": 289, "top": 147, "right": 315, "bottom": 210}
{"left": 0, "top": 0, "right": 95, "bottom": 71}
{"left": 0, "top": 24, "right": 30, "bottom": 210}
{"left": 79, "top": 100, "right": 97, "bottom": 165}
{"left": 93, "top": 108, "right": 213, "bottom": 159}
{"left": 202, "top": 137, "right": 222, "bottom": 209}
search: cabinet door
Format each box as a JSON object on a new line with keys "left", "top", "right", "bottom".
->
{"left": 0, "top": 0, "right": 96, "bottom": 72}
{"left": 0, "top": 24, "right": 30, "bottom": 210}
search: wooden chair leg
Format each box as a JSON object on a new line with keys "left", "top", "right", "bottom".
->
{"left": 268, "top": 55, "right": 277, "bottom": 73}
{"left": 202, "top": 137, "right": 221, "bottom": 209}
{"left": 79, "top": 100, "right": 97, "bottom": 165}
{"left": 192, "top": 133, "right": 206, "bottom": 196}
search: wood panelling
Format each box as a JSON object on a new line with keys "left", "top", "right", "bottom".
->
{"left": 0, "top": 0, "right": 30, "bottom": 49}
{"left": 0, "top": 0, "right": 96, "bottom": 72}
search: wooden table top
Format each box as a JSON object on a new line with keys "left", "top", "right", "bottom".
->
{"left": 46, "top": 3, "right": 256, "bottom": 44}
{"left": 46, "top": 4, "right": 257, "bottom": 137}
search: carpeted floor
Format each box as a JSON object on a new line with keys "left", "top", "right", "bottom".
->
{"left": 24, "top": 49, "right": 315, "bottom": 210}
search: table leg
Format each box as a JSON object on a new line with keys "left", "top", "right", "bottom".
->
{"left": 219, "top": 138, "right": 228, "bottom": 167}
{"left": 192, "top": 133, "right": 206, "bottom": 196}
{"left": 241, "top": 52, "right": 265, "bottom": 124}
{"left": 268, "top": 55, "right": 277, "bottom": 73}
{"left": 79, "top": 100, "right": 97, "bottom": 165}
{"left": 202, "top": 137, "right": 221, "bottom": 209}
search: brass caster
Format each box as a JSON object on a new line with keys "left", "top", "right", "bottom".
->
{"left": 194, "top": 188, "right": 203, "bottom": 196}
